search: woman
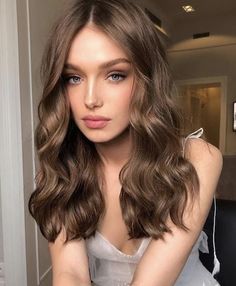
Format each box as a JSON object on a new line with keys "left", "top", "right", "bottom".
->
{"left": 29, "top": 0, "right": 222, "bottom": 285}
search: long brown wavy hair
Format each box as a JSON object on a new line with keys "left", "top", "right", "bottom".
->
{"left": 29, "top": 0, "right": 199, "bottom": 242}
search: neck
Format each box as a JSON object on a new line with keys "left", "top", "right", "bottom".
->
{"left": 95, "top": 129, "right": 132, "bottom": 170}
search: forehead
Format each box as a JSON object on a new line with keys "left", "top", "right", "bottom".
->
{"left": 67, "top": 25, "right": 129, "bottom": 64}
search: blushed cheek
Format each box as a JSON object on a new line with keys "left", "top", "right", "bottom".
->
{"left": 121, "top": 87, "right": 133, "bottom": 109}
{"left": 114, "top": 83, "right": 133, "bottom": 105}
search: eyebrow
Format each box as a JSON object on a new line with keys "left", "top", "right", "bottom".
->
{"left": 63, "top": 58, "right": 131, "bottom": 71}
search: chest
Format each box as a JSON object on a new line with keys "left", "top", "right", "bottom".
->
{"left": 97, "top": 176, "right": 143, "bottom": 255}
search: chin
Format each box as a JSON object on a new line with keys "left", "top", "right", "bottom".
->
{"left": 80, "top": 128, "right": 130, "bottom": 145}
{"left": 83, "top": 134, "right": 118, "bottom": 144}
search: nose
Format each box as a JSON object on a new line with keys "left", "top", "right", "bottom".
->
{"left": 84, "top": 79, "right": 103, "bottom": 109}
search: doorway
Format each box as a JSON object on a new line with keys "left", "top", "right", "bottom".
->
{"left": 175, "top": 77, "right": 227, "bottom": 153}
{"left": 177, "top": 83, "right": 220, "bottom": 147}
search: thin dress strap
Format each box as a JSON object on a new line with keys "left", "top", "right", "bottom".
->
{"left": 182, "top": 128, "right": 203, "bottom": 157}
{"left": 183, "top": 128, "right": 220, "bottom": 277}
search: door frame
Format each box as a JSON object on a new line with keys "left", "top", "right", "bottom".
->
{"left": 0, "top": 0, "right": 28, "bottom": 285}
{"left": 1, "top": 0, "right": 53, "bottom": 284}
{"left": 175, "top": 76, "right": 227, "bottom": 153}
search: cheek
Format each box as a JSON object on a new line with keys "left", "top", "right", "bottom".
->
{"left": 105, "top": 82, "right": 133, "bottom": 109}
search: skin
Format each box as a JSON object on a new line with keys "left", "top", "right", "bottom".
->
{"left": 49, "top": 24, "right": 223, "bottom": 286}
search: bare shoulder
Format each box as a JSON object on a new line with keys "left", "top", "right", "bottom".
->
{"left": 185, "top": 138, "right": 222, "bottom": 171}
{"left": 185, "top": 138, "right": 223, "bottom": 196}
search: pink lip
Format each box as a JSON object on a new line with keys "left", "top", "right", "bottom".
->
{"left": 82, "top": 115, "right": 111, "bottom": 129}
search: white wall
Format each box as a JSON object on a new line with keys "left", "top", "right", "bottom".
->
{"left": 0, "top": 0, "right": 28, "bottom": 284}
{"left": 0, "top": 183, "right": 3, "bottom": 286}
{"left": 0, "top": 185, "right": 3, "bottom": 263}
{"left": 0, "top": 186, "right": 4, "bottom": 285}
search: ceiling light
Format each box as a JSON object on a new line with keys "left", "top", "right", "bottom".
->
{"left": 182, "top": 5, "right": 195, "bottom": 13}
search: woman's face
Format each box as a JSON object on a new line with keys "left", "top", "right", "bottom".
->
{"left": 64, "top": 25, "right": 135, "bottom": 144}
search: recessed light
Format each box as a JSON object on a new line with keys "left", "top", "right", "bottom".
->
{"left": 182, "top": 5, "right": 195, "bottom": 13}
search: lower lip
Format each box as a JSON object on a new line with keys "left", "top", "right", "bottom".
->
{"left": 83, "top": 119, "right": 110, "bottom": 129}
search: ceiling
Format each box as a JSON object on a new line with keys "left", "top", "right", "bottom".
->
{"left": 138, "top": 0, "right": 236, "bottom": 48}
{"left": 148, "top": 0, "right": 236, "bottom": 25}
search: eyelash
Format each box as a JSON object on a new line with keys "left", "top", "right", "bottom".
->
{"left": 64, "top": 75, "right": 82, "bottom": 85}
{"left": 107, "top": 73, "right": 126, "bottom": 82}
{"left": 63, "top": 72, "right": 127, "bottom": 86}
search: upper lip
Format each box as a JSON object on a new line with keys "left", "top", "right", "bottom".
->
{"left": 82, "top": 115, "right": 111, "bottom": 121}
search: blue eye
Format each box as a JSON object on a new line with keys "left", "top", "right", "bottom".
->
{"left": 65, "top": 75, "right": 82, "bottom": 85}
{"left": 109, "top": 73, "right": 126, "bottom": 82}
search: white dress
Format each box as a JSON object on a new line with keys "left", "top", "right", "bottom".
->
{"left": 85, "top": 129, "right": 220, "bottom": 286}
